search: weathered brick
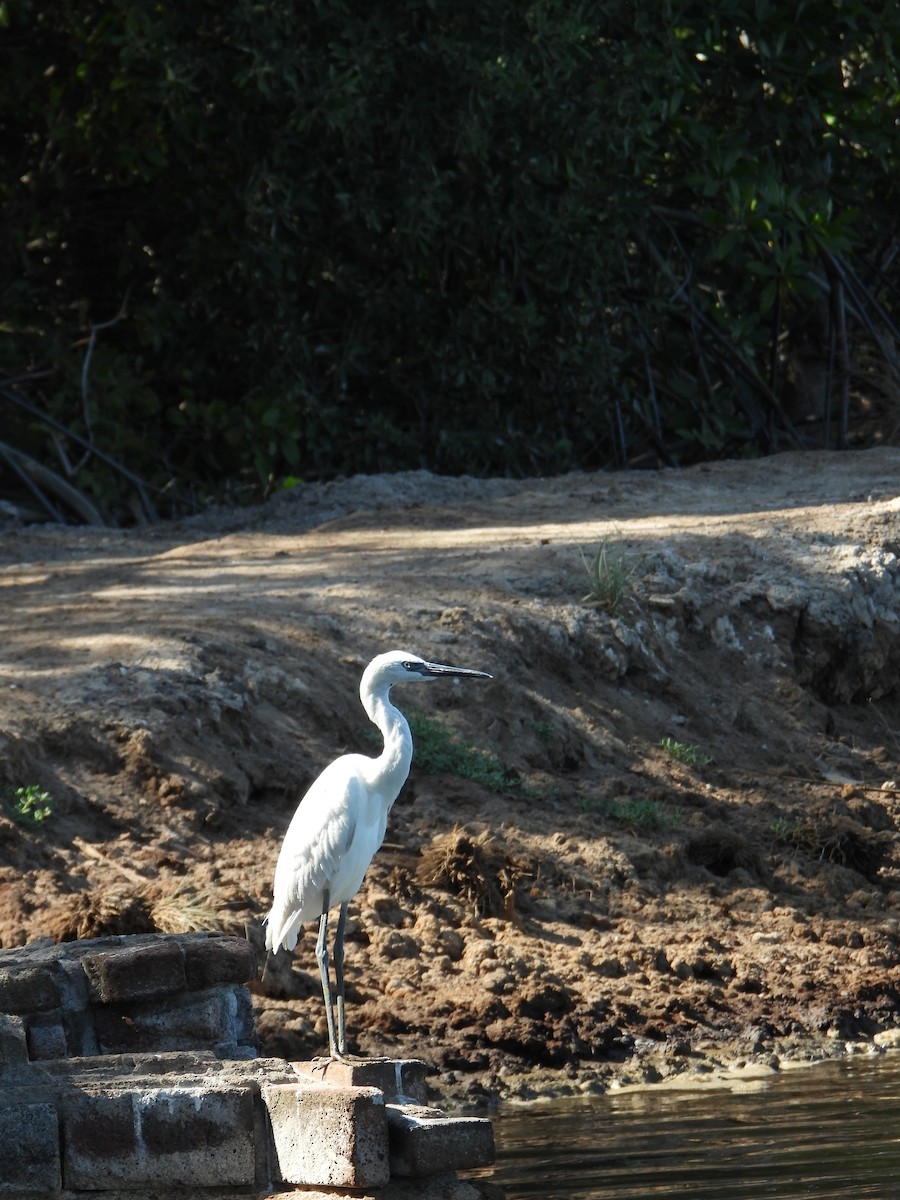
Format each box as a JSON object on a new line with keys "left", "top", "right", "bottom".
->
{"left": 264, "top": 1081, "right": 390, "bottom": 1188}
{"left": 62, "top": 1086, "right": 256, "bottom": 1188}
{"left": 0, "top": 1012, "right": 28, "bottom": 1068}
{"left": 26, "top": 1014, "right": 67, "bottom": 1060}
{"left": 291, "top": 1057, "right": 429, "bottom": 1103}
{"left": 0, "top": 1103, "right": 61, "bottom": 1197}
{"left": 181, "top": 934, "right": 257, "bottom": 989}
{"left": 387, "top": 1104, "right": 495, "bottom": 1177}
{"left": 62, "top": 1090, "right": 137, "bottom": 1186}
{"left": 81, "top": 940, "right": 187, "bottom": 1003}
{"left": 93, "top": 992, "right": 227, "bottom": 1054}
{"left": 0, "top": 965, "right": 61, "bottom": 1014}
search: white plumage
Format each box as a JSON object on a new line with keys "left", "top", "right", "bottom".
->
{"left": 264, "top": 649, "right": 491, "bottom": 1058}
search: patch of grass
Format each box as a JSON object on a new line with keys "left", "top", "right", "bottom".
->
{"left": 409, "top": 712, "right": 520, "bottom": 794}
{"left": 579, "top": 532, "right": 637, "bottom": 614}
{"left": 659, "top": 736, "right": 711, "bottom": 767}
{"left": 577, "top": 793, "right": 681, "bottom": 831}
{"left": 6, "top": 784, "right": 53, "bottom": 825}
{"left": 531, "top": 720, "right": 556, "bottom": 744}
{"left": 770, "top": 816, "right": 800, "bottom": 842}
{"left": 608, "top": 796, "right": 685, "bottom": 831}
{"left": 369, "top": 709, "right": 541, "bottom": 797}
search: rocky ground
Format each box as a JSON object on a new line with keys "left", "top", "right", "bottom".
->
{"left": 1, "top": 447, "right": 899, "bottom": 1107}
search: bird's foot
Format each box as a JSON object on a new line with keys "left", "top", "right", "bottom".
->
{"left": 311, "top": 1050, "right": 367, "bottom": 1071}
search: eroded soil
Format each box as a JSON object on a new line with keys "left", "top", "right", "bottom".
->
{"left": 2, "top": 448, "right": 900, "bottom": 1104}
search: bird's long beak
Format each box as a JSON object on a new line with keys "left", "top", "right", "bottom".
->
{"left": 418, "top": 660, "right": 492, "bottom": 680}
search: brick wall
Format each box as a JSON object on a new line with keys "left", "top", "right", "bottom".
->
{"left": 0, "top": 934, "right": 494, "bottom": 1199}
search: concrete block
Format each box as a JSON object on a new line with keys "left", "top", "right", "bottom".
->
{"left": 292, "top": 1057, "right": 429, "bottom": 1103}
{"left": 387, "top": 1104, "right": 495, "bottom": 1177}
{"left": 181, "top": 934, "right": 257, "bottom": 989}
{"left": 0, "top": 964, "right": 61, "bottom": 1014}
{"left": 0, "top": 1103, "right": 61, "bottom": 1197}
{"left": 26, "top": 1014, "right": 68, "bottom": 1060}
{"left": 62, "top": 1085, "right": 256, "bottom": 1188}
{"left": 264, "top": 1081, "right": 390, "bottom": 1188}
{"left": 81, "top": 940, "right": 187, "bottom": 1004}
{"left": 0, "top": 1012, "right": 28, "bottom": 1068}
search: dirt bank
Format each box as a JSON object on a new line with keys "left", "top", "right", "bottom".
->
{"left": 1, "top": 448, "right": 899, "bottom": 1105}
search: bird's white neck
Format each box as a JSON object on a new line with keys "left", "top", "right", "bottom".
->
{"left": 364, "top": 685, "right": 413, "bottom": 803}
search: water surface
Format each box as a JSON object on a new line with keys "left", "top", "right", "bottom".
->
{"left": 480, "top": 1055, "right": 900, "bottom": 1198}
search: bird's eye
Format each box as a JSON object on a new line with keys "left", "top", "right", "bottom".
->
{"left": 401, "top": 660, "right": 419, "bottom": 671}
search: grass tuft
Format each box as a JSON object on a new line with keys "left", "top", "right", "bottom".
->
{"left": 580, "top": 533, "right": 637, "bottom": 614}
{"left": 150, "top": 880, "right": 225, "bottom": 934}
{"left": 659, "top": 736, "right": 711, "bottom": 766}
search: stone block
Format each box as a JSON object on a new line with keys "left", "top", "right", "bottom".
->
{"left": 387, "top": 1104, "right": 495, "bottom": 1177}
{"left": 266, "top": 1177, "right": 486, "bottom": 1200}
{"left": 62, "top": 1085, "right": 256, "bottom": 1188}
{"left": 292, "top": 1057, "right": 429, "bottom": 1103}
{"left": 0, "top": 1102, "right": 61, "bottom": 1196}
{"left": 93, "top": 992, "right": 227, "bottom": 1054}
{"left": 227, "top": 984, "right": 257, "bottom": 1049}
{"left": 81, "top": 940, "right": 187, "bottom": 1004}
{"left": 0, "top": 964, "right": 61, "bottom": 1014}
{"left": 0, "top": 1012, "right": 28, "bottom": 1068}
{"left": 26, "top": 1014, "right": 68, "bottom": 1060}
{"left": 181, "top": 934, "right": 257, "bottom": 989}
{"left": 383, "top": 1174, "right": 491, "bottom": 1200}
{"left": 264, "top": 1081, "right": 390, "bottom": 1188}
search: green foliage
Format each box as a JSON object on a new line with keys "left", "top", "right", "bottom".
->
{"left": 578, "top": 793, "right": 681, "bottom": 831}
{"left": 660, "top": 737, "right": 712, "bottom": 767}
{"left": 579, "top": 534, "right": 637, "bottom": 613}
{"left": 2, "top": 1, "right": 899, "bottom": 520}
{"left": 531, "top": 720, "right": 556, "bottom": 744}
{"left": 408, "top": 712, "right": 521, "bottom": 795}
{"left": 771, "top": 816, "right": 801, "bottom": 842}
{"left": 6, "top": 784, "right": 53, "bottom": 825}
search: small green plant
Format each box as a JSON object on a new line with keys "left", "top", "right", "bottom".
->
{"left": 770, "top": 816, "right": 804, "bottom": 844}
{"left": 7, "top": 784, "right": 53, "bottom": 825}
{"left": 606, "top": 797, "right": 668, "bottom": 830}
{"left": 531, "top": 720, "right": 555, "bottom": 744}
{"left": 659, "top": 737, "right": 711, "bottom": 767}
{"left": 579, "top": 533, "right": 637, "bottom": 614}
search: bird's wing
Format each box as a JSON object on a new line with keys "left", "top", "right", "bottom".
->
{"left": 265, "top": 756, "right": 365, "bottom": 951}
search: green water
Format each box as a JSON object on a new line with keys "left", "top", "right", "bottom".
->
{"left": 479, "top": 1055, "right": 900, "bottom": 1198}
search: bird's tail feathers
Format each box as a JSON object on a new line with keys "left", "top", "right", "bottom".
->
{"left": 264, "top": 907, "right": 302, "bottom": 954}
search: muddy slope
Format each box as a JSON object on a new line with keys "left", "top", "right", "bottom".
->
{"left": 1, "top": 447, "right": 899, "bottom": 1102}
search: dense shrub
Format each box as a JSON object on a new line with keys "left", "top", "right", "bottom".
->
{"left": 1, "top": 1, "right": 898, "bottom": 520}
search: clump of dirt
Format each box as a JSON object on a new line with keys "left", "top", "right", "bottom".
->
{"left": 1, "top": 447, "right": 900, "bottom": 1104}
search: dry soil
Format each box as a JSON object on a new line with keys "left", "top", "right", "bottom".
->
{"left": 2, "top": 447, "right": 900, "bottom": 1105}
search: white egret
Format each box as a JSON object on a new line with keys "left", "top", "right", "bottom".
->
{"left": 264, "top": 649, "right": 492, "bottom": 1058}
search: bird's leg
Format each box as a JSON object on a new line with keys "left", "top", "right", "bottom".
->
{"left": 333, "top": 901, "right": 349, "bottom": 1056}
{"left": 314, "top": 894, "right": 340, "bottom": 1059}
